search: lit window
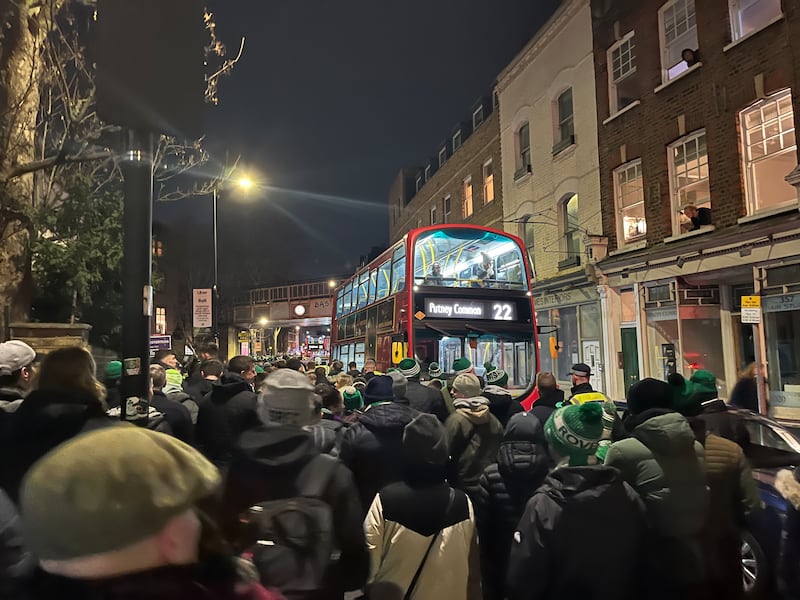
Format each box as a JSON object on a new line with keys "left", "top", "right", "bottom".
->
{"left": 439, "top": 147, "right": 447, "bottom": 167}
{"left": 462, "top": 176, "right": 473, "bottom": 218}
{"left": 473, "top": 105, "right": 484, "bottom": 129}
{"left": 430, "top": 205, "right": 437, "bottom": 225}
{"left": 152, "top": 239, "right": 163, "bottom": 257}
{"left": 515, "top": 122, "right": 531, "bottom": 178}
{"left": 155, "top": 307, "right": 166, "bottom": 335}
{"left": 659, "top": 0, "right": 698, "bottom": 81}
{"left": 730, "top": 0, "right": 782, "bottom": 41}
{"left": 608, "top": 32, "right": 637, "bottom": 114}
{"left": 563, "top": 194, "right": 580, "bottom": 260}
{"left": 415, "top": 175, "right": 423, "bottom": 192}
{"left": 740, "top": 89, "right": 797, "bottom": 213}
{"left": 555, "top": 89, "right": 575, "bottom": 151}
{"left": 443, "top": 195, "right": 451, "bottom": 223}
{"left": 614, "top": 159, "right": 647, "bottom": 243}
{"left": 483, "top": 159, "right": 495, "bottom": 204}
{"left": 669, "top": 130, "right": 711, "bottom": 234}
{"left": 424, "top": 165, "right": 431, "bottom": 181}
{"left": 452, "top": 130, "right": 462, "bottom": 151}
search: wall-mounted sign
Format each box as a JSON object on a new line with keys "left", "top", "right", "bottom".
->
{"left": 192, "top": 288, "right": 212, "bottom": 329}
{"left": 424, "top": 298, "right": 517, "bottom": 321}
{"left": 741, "top": 295, "right": 761, "bottom": 324}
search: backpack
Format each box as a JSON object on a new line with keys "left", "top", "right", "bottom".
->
{"left": 238, "top": 454, "right": 339, "bottom": 597}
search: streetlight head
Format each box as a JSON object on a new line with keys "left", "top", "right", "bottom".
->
{"left": 259, "top": 317, "right": 268, "bottom": 326}
{"left": 237, "top": 177, "right": 254, "bottom": 190}
{"left": 328, "top": 279, "right": 336, "bottom": 288}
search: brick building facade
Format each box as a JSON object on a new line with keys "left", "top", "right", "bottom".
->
{"left": 590, "top": 0, "right": 800, "bottom": 413}
{"left": 388, "top": 98, "right": 503, "bottom": 244}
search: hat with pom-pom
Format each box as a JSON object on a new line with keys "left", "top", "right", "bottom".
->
{"left": 397, "top": 358, "right": 421, "bottom": 379}
{"left": 484, "top": 362, "right": 508, "bottom": 387}
{"left": 544, "top": 402, "right": 604, "bottom": 466}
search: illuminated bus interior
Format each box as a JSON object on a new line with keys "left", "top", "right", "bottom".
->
{"left": 413, "top": 228, "right": 527, "bottom": 290}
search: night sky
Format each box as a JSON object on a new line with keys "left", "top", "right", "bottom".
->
{"left": 155, "top": 0, "right": 560, "bottom": 290}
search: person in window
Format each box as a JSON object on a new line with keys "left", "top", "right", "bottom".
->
{"left": 473, "top": 253, "right": 494, "bottom": 287}
{"left": 681, "top": 204, "right": 712, "bottom": 232}
{"left": 425, "top": 262, "right": 444, "bottom": 286}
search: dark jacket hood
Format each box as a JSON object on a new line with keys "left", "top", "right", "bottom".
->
{"left": 630, "top": 410, "right": 697, "bottom": 455}
{"left": 535, "top": 387, "right": 564, "bottom": 408}
{"left": 358, "top": 401, "right": 416, "bottom": 434}
{"left": 539, "top": 465, "right": 623, "bottom": 505}
{"left": 209, "top": 373, "right": 252, "bottom": 403}
{"left": 236, "top": 423, "right": 317, "bottom": 471}
{"left": 0, "top": 385, "right": 25, "bottom": 405}
{"left": 16, "top": 389, "right": 106, "bottom": 428}
{"left": 497, "top": 412, "right": 552, "bottom": 491}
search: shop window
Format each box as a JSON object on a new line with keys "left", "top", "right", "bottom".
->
{"left": 483, "top": 159, "right": 495, "bottom": 204}
{"left": 614, "top": 159, "right": 646, "bottom": 243}
{"left": 462, "top": 176, "right": 473, "bottom": 218}
{"left": 766, "top": 308, "right": 800, "bottom": 409}
{"left": 730, "top": 0, "right": 782, "bottom": 41}
{"left": 515, "top": 122, "right": 531, "bottom": 179}
{"left": 659, "top": 0, "right": 698, "bottom": 82}
{"left": 608, "top": 32, "right": 637, "bottom": 114}
{"left": 740, "top": 89, "right": 797, "bottom": 214}
{"left": 668, "top": 130, "right": 711, "bottom": 235}
{"left": 554, "top": 89, "right": 575, "bottom": 154}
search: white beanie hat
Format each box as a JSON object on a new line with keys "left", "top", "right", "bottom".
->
{"left": 258, "top": 369, "right": 318, "bottom": 427}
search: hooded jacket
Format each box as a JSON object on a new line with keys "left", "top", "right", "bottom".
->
{"left": 221, "top": 424, "right": 368, "bottom": 599}
{"left": 150, "top": 390, "right": 195, "bottom": 445}
{"left": 482, "top": 385, "right": 524, "bottom": 430}
{"left": 445, "top": 397, "right": 503, "bottom": 499}
{"left": 196, "top": 373, "right": 259, "bottom": 467}
{"left": 506, "top": 466, "right": 645, "bottom": 600}
{"left": 776, "top": 468, "right": 800, "bottom": 600}
{"left": 475, "top": 412, "right": 552, "bottom": 600}
{"left": 340, "top": 401, "right": 419, "bottom": 511}
{"left": 0, "top": 389, "right": 114, "bottom": 503}
{"left": 605, "top": 410, "right": 709, "bottom": 587}
{"left": 364, "top": 480, "right": 481, "bottom": 600}
{"left": 404, "top": 380, "right": 450, "bottom": 423}
{"left": 528, "top": 387, "right": 564, "bottom": 427}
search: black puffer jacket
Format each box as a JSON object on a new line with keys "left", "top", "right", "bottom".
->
{"left": 507, "top": 466, "right": 645, "bottom": 600}
{"left": 405, "top": 380, "right": 449, "bottom": 422}
{"left": 475, "top": 412, "right": 552, "bottom": 600}
{"left": 483, "top": 385, "right": 524, "bottom": 430}
{"left": 339, "top": 401, "right": 419, "bottom": 512}
{"left": 196, "top": 373, "right": 259, "bottom": 467}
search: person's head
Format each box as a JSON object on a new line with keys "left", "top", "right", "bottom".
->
{"left": 397, "top": 358, "right": 421, "bottom": 381}
{"left": 452, "top": 357, "right": 473, "bottom": 375}
{"left": 228, "top": 355, "right": 256, "bottom": 385}
{"left": 363, "top": 358, "right": 377, "bottom": 373}
{"left": 342, "top": 386, "right": 364, "bottom": 412}
{"left": 200, "top": 359, "right": 224, "bottom": 380}
{"left": 388, "top": 371, "right": 407, "bottom": 401}
{"left": 0, "top": 340, "right": 37, "bottom": 390}
{"left": 149, "top": 364, "right": 167, "bottom": 391}
{"left": 306, "top": 359, "right": 318, "bottom": 372}
{"left": 428, "top": 379, "right": 443, "bottom": 391}
{"left": 569, "top": 363, "right": 592, "bottom": 387}
{"left": 104, "top": 360, "right": 122, "bottom": 387}
{"left": 258, "top": 369, "right": 319, "bottom": 427}
{"left": 452, "top": 373, "right": 482, "bottom": 399}
{"left": 306, "top": 371, "right": 318, "bottom": 384}
{"left": 363, "top": 375, "right": 395, "bottom": 405}
{"left": 403, "top": 413, "right": 449, "bottom": 481}
{"left": 536, "top": 371, "right": 557, "bottom": 391}
{"left": 484, "top": 362, "right": 509, "bottom": 388}
{"left": 153, "top": 349, "right": 178, "bottom": 369}
{"left": 21, "top": 427, "right": 220, "bottom": 579}
{"left": 544, "top": 402, "right": 605, "bottom": 466}
{"left": 286, "top": 358, "right": 304, "bottom": 372}
{"left": 336, "top": 373, "right": 353, "bottom": 389}
{"left": 504, "top": 411, "right": 548, "bottom": 445}
{"left": 682, "top": 204, "right": 699, "bottom": 219}
{"left": 314, "top": 366, "right": 327, "bottom": 380}
{"left": 431, "top": 262, "right": 441, "bottom": 274}
{"left": 348, "top": 361, "right": 358, "bottom": 372}
{"left": 275, "top": 359, "right": 287, "bottom": 369}
{"left": 331, "top": 360, "right": 344, "bottom": 372}
{"left": 627, "top": 377, "right": 674, "bottom": 416}
{"left": 741, "top": 362, "right": 757, "bottom": 380}
{"left": 35, "top": 346, "right": 104, "bottom": 403}
{"left": 196, "top": 343, "right": 219, "bottom": 362}
{"left": 315, "top": 383, "right": 344, "bottom": 415}
{"left": 254, "top": 371, "right": 268, "bottom": 393}
{"left": 481, "top": 252, "right": 490, "bottom": 265}
{"left": 677, "top": 370, "right": 719, "bottom": 416}
{"left": 428, "top": 362, "right": 443, "bottom": 379}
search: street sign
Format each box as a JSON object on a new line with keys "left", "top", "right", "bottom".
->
{"left": 741, "top": 295, "right": 761, "bottom": 324}
{"left": 192, "top": 289, "right": 213, "bottom": 329}
{"left": 149, "top": 334, "right": 172, "bottom": 357}
{"left": 238, "top": 331, "right": 250, "bottom": 342}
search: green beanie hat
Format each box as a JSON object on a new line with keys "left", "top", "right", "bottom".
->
{"left": 428, "top": 362, "right": 442, "bottom": 378}
{"left": 255, "top": 365, "right": 265, "bottom": 374}
{"left": 545, "top": 403, "right": 604, "bottom": 466}
{"left": 398, "top": 358, "right": 421, "bottom": 379}
{"left": 452, "top": 357, "right": 473, "bottom": 375}
{"left": 690, "top": 370, "right": 718, "bottom": 395}
{"left": 105, "top": 360, "right": 122, "bottom": 381}
{"left": 484, "top": 362, "right": 508, "bottom": 387}
{"left": 342, "top": 386, "right": 364, "bottom": 412}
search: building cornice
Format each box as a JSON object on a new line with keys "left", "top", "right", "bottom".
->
{"left": 496, "top": 0, "right": 587, "bottom": 92}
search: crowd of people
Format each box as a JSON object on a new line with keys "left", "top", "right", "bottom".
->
{"left": 0, "top": 338, "right": 797, "bottom": 599}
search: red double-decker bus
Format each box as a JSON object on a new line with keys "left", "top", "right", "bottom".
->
{"left": 331, "top": 224, "right": 540, "bottom": 403}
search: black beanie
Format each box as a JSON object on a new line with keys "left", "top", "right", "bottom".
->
{"left": 403, "top": 413, "right": 449, "bottom": 467}
{"left": 627, "top": 378, "right": 674, "bottom": 416}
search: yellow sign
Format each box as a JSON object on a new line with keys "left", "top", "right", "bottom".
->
{"left": 549, "top": 336, "right": 559, "bottom": 359}
{"left": 391, "top": 341, "right": 405, "bottom": 364}
{"left": 414, "top": 311, "right": 426, "bottom": 320}
{"left": 238, "top": 331, "right": 250, "bottom": 342}
{"left": 741, "top": 295, "right": 761, "bottom": 308}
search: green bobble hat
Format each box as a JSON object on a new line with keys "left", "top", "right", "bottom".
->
{"left": 342, "top": 386, "right": 364, "bottom": 412}
{"left": 689, "top": 370, "right": 718, "bottom": 395}
{"left": 428, "top": 362, "right": 443, "bottom": 378}
{"left": 398, "top": 357, "right": 421, "bottom": 379}
{"left": 452, "top": 357, "right": 473, "bottom": 375}
{"left": 544, "top": 402, "right": 605, "bottom": 466}
{"left": 484, "top": 362, "right": 508, "bottom": 387}
{"left": 104, "top": 360, "right": 122, "bottom": 381}
{"left": 255, "top": 365, "right": 265, "bottom": 374}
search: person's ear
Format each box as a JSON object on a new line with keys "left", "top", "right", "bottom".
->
{"left": 157, "top": 510, "right": 201, "bottom": 565}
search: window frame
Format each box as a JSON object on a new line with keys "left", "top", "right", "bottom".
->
{"left": 482, "top": 159, "right": 495, "bottom": 204}
{"left": 607, "top": 31, "right": 637, "bottom": 115}
{"left": 515, "top": 122, "right": 531, "bottom": 179}
{"left": 729, "top": 0, "right": 783, "bottom": 41}
{"left": 473, "top": 105, "right": 484, "bottom": 129}
{"left": 667, "top": 129, "right": 710, "bottom": 236}
{"left": 613, "top": 159, "right": 647, "bottom": 245}
{"left": 424, "top": 165, "right": 431, "bottom": 181}
{"left": 554, "top": 88, "right": 575, "bottom": 151}
{"left": 658, "top": 0, "right": 698, "bottom": 83}
{"left": 452, "top": 129, "right": 462, "bottom": 151}
{"left": 415, "top": 175, "right": 423, "bottom": 193}
{"left": 443, "top": 195, "right": 452, "bottom": 224}
{"left": 561, "top": 194, "right": 581, "bottom": 265}
{"left": 439, "top": 147, "right": 447, "bottom": 167}
{"left": 462, "top": 175, "right": 474, "bottom": 218}
{"left": 430, "top": 204, "right": 437, "bottom": 225}
{"left": 155, "top": 306, "right": 167, "bottom": 335}
{"left": 739, "top": 88, "right": 798, "bottom": 215}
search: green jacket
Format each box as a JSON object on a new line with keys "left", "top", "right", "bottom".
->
{"left": 605, "top": 411, "right": 709, "bottom": 585}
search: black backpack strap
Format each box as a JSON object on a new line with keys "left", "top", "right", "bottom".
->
{"left": 404, "top": 487, "right": 456, "bottom": 600}
{"left": 297, "top": 453, "right": 338, "bottom": 499}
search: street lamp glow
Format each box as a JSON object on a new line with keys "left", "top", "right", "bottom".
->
{"left": 259, "top": 317, "right": 268, "bottom": 326}
{"left": 328, "top": 279, "right": 336, "bottom": 288}
{"left": 237, "top": 176, "right": 254, "bottom": 190}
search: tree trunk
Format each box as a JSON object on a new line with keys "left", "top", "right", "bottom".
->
{"left": 0, "top": 1, "right": 61, "bottom": 338}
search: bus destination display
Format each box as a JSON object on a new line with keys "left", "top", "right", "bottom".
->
{"left": 424, "top": 298, "right": 517, "bottom": 321}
